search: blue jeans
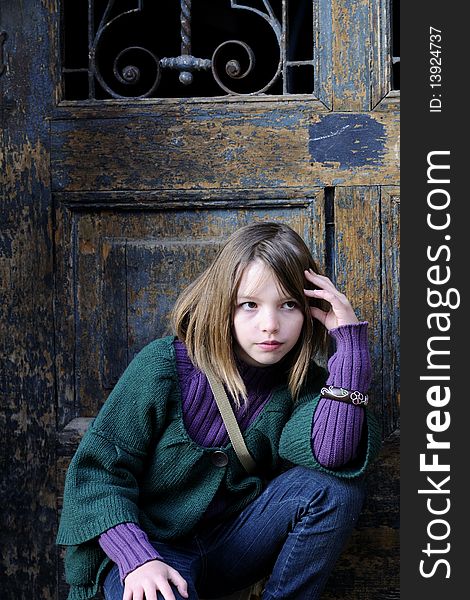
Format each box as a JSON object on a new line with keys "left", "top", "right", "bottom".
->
{"left": 103, "top": 466, "right": 365, "bottom": 600}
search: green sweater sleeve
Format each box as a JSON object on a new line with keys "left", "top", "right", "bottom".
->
{"left": 56, "top": 339, "right": 174, "bottom": 546}
{"left": 57, "top": 429, "right": 147, "bottom": 546}
{"left": 278, "top": 363, "right": 382, "bottom": 478}
{"left": 279, "top": 394, "right": 382, "bottom": 478}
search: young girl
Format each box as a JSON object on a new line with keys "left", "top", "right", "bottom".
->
{"left": 57, "top": 222, "right": 381, "bottom": 600}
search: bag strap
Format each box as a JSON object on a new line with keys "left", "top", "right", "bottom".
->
{"left": 205, "top": 371, "right": 257, "bottom": 475}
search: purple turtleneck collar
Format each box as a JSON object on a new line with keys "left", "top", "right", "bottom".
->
{"left": 174, "top": 339, "right": 287, "bottom": 447}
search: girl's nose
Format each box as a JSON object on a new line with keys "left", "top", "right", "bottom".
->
{"left": 260, "top": 309, "right": 280, "bottom": 333}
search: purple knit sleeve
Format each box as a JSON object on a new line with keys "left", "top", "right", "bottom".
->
{"left": 98, "top": 522, "right": 162, "bottom": 582}
{"left": 312, "top": 322, "right": 371, "bottom": 468}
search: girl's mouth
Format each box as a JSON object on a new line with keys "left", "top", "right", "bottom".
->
{"left": 257, "top": 341, "right": 282, "bottom": 351}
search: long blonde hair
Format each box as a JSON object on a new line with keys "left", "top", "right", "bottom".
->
{"left": 171, "top": 222, "right": 328, "bottom": 405}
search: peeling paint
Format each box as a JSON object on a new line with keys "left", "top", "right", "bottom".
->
{"left": 309, "top": 113, "right": 386, "bottom": 169}
{"left": 3, "top": 136, "right": 49, "bottom": 194}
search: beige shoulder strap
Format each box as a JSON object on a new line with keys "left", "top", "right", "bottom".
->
{"left": 205, "top": 371, "right": 257, "bottom": 475}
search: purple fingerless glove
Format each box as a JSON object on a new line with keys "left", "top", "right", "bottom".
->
{"left": 312, "top": 322, "right": 372, "bottom": 468}
{"left": 98, "top": 522, "right": 162, "bottom": 582}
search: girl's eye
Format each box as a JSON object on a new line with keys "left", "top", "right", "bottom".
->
{"left": 282, "top": 300, "right": 298, "bottom": 310}
{"left": 241, "top": 301, "right": 257, "bottom": 310}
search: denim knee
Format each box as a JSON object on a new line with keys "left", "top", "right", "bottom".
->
{"left": 316, "top": 471, "right": 365, "bottom": 528}
{"left": 287, "top": 466, "right": 365, "bottom": 523}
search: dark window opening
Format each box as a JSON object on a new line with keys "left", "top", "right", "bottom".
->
{"left": 391, "top": 0, "right": 400, "bottom": 90}
{"left": 61, "top": 0, "right": 317, "bottom": 100}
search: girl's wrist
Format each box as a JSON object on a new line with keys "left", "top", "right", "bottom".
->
{"left": 326, "top": 322, "right": 371, "bottom": 392}
{"left": 329, "top": 321, "right": 368, "bottom": 340}
{"left": 98, "top": 522, "right": 162, "bottom": 583}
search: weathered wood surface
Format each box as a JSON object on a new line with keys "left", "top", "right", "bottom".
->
{"left": 334, "top": 187, "right": 383, "bottom": 431}
{"left": 0, "top": 1, "right": 58, "bottom": 599}
{"left": 50, "top": 103, "right": 399, "bottom": 192}
{"left": 381, "top": 188, "right": 400, "bottom": 432}
{"left": 333, "top": 186, "right": 400, "bottom": 437}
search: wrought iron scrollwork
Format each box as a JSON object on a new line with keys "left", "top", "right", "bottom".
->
{"left": 210, "top": 1, "right": 282, "bottom": 95}
{"left": 90, "top": 1, "right": 161, "bottom": 99}
{"left": 64, "top": 0, "right": 311, "bottom": 99}
{"left": 112, "top": 46, "right": 161, "bottom": 93}
{"left": 211, "top": 40, "right": 256, "bottom": 94}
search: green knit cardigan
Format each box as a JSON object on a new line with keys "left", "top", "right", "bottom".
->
{"left": 56, "top": 336, "right": 382, "bottom": 600}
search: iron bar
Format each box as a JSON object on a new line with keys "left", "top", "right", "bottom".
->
{"left": 179, "top": 0, "right": 192, "bottom": 84}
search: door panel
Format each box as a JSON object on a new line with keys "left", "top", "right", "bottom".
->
{"left": 334, "top": 187, "right": 383, "bottom": 426}
{"left": 381, "top": 187, "right": 400, "bottom": 435}
{"left": 55, "top": 198, "right": 326, "bottom": 428}
{"left": 332, "top": 185, "right": 399, "bottom": 436}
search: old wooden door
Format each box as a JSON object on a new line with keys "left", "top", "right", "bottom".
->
{"left": 1, "top": 1, "right": 399, "bottom": 598}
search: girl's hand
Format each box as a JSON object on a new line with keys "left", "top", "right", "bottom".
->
{"left": 304, "top": 269, "right": 359, "bottom": 331}
{"left": 123, "top": 559, "right": 189, "bottom": 600}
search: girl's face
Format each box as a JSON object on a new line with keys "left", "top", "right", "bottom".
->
{"left": 232, "top": 260, "right": 304, "bottom": 368}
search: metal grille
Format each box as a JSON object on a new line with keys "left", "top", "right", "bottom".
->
{"left": 61, "top": 0, "right": 317, "bottom": 100}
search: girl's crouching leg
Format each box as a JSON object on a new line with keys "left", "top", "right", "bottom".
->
{"left": 262, "top": 466, "right": 365, "bottom": 600}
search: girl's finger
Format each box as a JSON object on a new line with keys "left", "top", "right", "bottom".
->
{"left": 123, "top": 587, "right": 133, "bottom": 600}
{"left": 168, "top": 568, "right": 189, "bottom": 598}
{"left": 305, "top": 271, "right": 352, "bottom": 306}
{"left": 307, "top": 289, "right": 357, "bottom": 319}
{"left": 128, "top": 588, "right": 144, "bottom": 600}
{"left": 305, "top": 289, "right": 338, "bottom": 305}
{"left": 157, "top": 579, "right": 176, "bottom": 600}
{"left": 304, "top": 288, "right": 335, "bottom": 300}
{"left": 310, "top": 306, "right": 328, "bottom": 325}
{"left": 142, "top": 584, "right": 158, "bottom": 600}
{"left": 304, "top": 270, "right": 338, "bottom": 293}
{"left": 303, "top": 286, "right": 318, "bottom": 296}
{"left": 304, "top": 279, "right": 338, "bottom": 298}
